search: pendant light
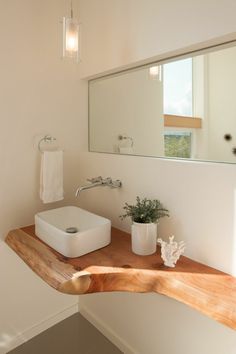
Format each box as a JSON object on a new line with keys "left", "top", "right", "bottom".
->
{"left": 149, "top": 65, "right": 162, "bottom": 81}
{"left": 62, "top": 1, "right": 80, "bottom": 61}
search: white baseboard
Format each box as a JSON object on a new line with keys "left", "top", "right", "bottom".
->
{"left": 5, "top": 302, "right": 79, "bottom": 354}
{"left": 4, "top": 302, "right": 137, "bottom": 354}
{"left": 80, "top": 305, "right": 137, "bottom": 354}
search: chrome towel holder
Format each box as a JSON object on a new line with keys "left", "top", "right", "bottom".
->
{"left": 38, "top": 135, "right": 56, "bottom": 153}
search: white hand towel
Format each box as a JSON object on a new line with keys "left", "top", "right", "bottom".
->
{"left": 119, "top": 146, "right": 134, "bottom": 154}
{"left": 40, "top": 150, "right": 64, "bottom": 204}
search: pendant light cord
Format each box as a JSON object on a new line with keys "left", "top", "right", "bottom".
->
{"left": 70, "top": 0, "right": 73, "bottom": 18}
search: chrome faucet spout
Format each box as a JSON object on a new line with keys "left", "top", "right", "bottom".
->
{"left": 75, "top": 181, "right": 103, "bottom": 197}
{"left": 75, "top": 176, "right": 122, "bottom": 197}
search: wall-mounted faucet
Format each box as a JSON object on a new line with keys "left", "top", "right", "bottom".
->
{"left": 75, "top": 176, "right": 122, "bottom": 197}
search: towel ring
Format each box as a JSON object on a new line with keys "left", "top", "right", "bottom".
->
{"left": 38, "top": 135, "right": 56, "bottom": 153}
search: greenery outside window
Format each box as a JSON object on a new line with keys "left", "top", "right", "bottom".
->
{"left": 164, "top": 131, "right": 192, "bottom": 158}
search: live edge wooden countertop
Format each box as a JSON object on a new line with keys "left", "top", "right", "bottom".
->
{"left": 5, "top": 225, "right": 236, "bottom": 331}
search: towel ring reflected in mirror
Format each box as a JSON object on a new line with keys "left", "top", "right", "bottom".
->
{"left": 118, "top": 134, "right": 134, "bottom": 147}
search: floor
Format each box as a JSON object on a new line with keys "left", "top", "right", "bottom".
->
{"left": 8, "top": 313, "right": 123, "bottom": 354}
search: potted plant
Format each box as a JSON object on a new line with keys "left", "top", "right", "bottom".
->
{"left": 120, "top": 196, "right": 169, "bottom": 255}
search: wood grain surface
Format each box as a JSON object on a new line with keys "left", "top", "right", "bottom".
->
{"left": 5, "top": 226, "right": 236, "bottom": 330}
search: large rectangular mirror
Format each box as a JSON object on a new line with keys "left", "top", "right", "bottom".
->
{"left": 89, "top": 42, "right": 236, "bottom": 164}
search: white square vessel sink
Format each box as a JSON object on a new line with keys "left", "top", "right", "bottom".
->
{"left": 35, "top": 206, "right": 111, "bottom": 258}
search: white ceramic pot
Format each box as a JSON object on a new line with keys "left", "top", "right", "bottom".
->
{"left": 131, "top": 222, "right": 157, "bottom": 255}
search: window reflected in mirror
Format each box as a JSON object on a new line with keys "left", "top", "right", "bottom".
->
{"left": 163, "top": 58, "right": 193, "bottom": 117}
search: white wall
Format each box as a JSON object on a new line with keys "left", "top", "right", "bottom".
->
{"left": 0, "top": 1, "right": 87, "bottom": 352}
{"left": 77, "top": 1, "right": 236, "bottom": 353}
{"left": 79, "top": 0, "right": 236, "bottom": 78}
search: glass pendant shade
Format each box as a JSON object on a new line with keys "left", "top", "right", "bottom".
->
{"left": 62, "top": 17, "right": 79, "bottom": 61}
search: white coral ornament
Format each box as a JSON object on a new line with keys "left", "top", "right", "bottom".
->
{"left": 157, "top": 236, "right": 186, "bottom": 268}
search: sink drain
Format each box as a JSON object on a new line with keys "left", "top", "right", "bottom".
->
{"left": 65, "top": 227, "right": 79, "bottom": 234}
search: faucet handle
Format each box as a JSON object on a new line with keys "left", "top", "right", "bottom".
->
{"left": 87, "top": 176, "right": 103, "bottom": 183}
{"left": 103, "top": 177, "right": 112, "bottom": 185}
{"left": 111, "top": 179, "right": 122, "bottom": 188}
{"left": 103, "top": 177, "right": 122, "bottom": 188}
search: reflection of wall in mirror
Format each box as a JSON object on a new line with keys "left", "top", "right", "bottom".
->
{"left": 192, "top": 55, "right": 208, "bottom": 160}
{"left": 207, "top": 46, "right": 236, "bottom": 162}
{"left": 89, "top": 68, "right": 164, "bottom": 156}
{"left": 184, "top": 46, "right": 236, "bottom": 163}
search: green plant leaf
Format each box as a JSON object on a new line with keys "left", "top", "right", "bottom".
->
{"left": 120, "top": 196, "right": 169, "bottom": 223}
